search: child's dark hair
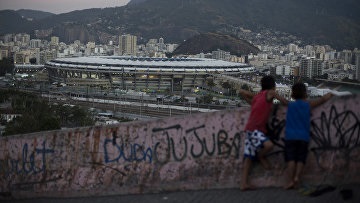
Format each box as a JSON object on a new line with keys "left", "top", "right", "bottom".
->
{"left": 261, "top": 75, "right": 276, "bottom": 90}
{"left": 292, "top": 83, "right": 307, "bottom": 99}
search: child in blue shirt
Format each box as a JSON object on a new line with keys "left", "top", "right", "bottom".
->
{"left": 284, "top": 83, "right": 333, "bottom": 189}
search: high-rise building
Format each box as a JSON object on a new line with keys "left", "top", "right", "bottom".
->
{"left": 0, "top": 49, "right": 9, "bottom": 60}
{"left": 212, "top": 49, "right": 230, "bottom": 61}
{"left": 86, "top": 42, "right": 96, "bottom": 49}
{"left": 341, "top": 50, "right": 353, "bottom": 64}
{"left": 166, "top": 44, "right": 178, "bottom": 53}
{"left": 14, "top": 33, "right": 30, "bottom": 45}
{"left": 3, "top": 34, "right": 13, "bottom": 43}
{"left": 158, "top": 37, "right": 166, "bottom": 51}
{"left": 51, "top": 36, "right": 59, "bottom": 45}
{"left": 288, "top": 43, "right": 298, "bottom": 53}
{"left": 159, "top": 37, "right": 164, "bottom": 44}
{"left": 300, "top": 58, "right": 323, "bottom": 78}
{"left": 119, "top": 34, "right": 137, "bottom": 56}
{"left": 30, "top": 39, "right": 42, "bottom": 48}
{"left": 355, "top": 52, "right": 360, "bottom": 80}
{"left": 324, "top": 51, "right": 337, "bottom": 61}
{"left": 305, "top": 45, "right": 315, "bottom": 57}
{"left": 275, "top": 65, "right": 291, "bottom": 76}
{"left": 40, "top": 50, "right": 57, "bottom": 64}
{"left": 74, "top": 40, "right": 81, "bottom": 46}
{"left": 32, "top": 48, "right": 40, "bottom": 65}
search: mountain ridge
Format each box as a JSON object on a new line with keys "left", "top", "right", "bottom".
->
{"left": 0, "top": 0, "right": 359, "bottom": 50}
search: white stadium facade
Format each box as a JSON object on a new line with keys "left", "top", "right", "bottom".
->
{"left": 46, "top": 56, "right": 255, "bottom": 92}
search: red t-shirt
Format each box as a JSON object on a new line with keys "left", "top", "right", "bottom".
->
{"left": 244, "top": 90, "right": 273, "bottom": 134}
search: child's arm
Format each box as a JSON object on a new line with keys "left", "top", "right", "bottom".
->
{"left": 267, "top": 89, "right": 289, "bottom": 106}
{"left": 239, "top": 89, "right": 254, "bottom": 104}
{"left": 309, "top": 93, "right": 333, "bottom": 108}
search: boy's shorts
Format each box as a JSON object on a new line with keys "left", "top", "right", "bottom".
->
{"left": 244, "top": 130, "right": 269, "bottom": 160}
{"left": 284, "top": 140, "right": 309, "bottom": 164}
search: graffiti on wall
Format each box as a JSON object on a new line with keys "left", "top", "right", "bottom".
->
{"left": 0, "top": 141, "right": 54, "bottom": 177}
{"left": 104, "top": 124, "right": 242, "bottom": 165}
{"left": 104, "top": 139, "right": 153, "bottom": 163}
{"left": 310, "top": 106, "right": 360, "bottom": 170}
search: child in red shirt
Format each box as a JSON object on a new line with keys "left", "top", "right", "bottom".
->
{"left": 239, "top": 75, "right": 288, "bottom": 190}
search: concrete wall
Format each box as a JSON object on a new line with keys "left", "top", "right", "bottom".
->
{"left": 0, "top": 95, "right": 359, "bottom": 199}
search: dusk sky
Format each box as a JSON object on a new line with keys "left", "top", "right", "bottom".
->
{"left": 0, "top": 0, "right": 130, "bottom": 14}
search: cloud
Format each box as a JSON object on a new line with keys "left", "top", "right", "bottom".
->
{"left": 0, "top": 0, "right": 130, "bottom": 14}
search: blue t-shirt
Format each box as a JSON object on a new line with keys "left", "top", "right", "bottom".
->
{"left": 285, "top": 100, "right": 311, "bottom": 142}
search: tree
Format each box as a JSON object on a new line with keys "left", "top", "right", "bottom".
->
{"left": 342, "top": 77, "right": 360, "bottom": 83}
{"left": 241, "top": 84, "right": 251, "bottom": 91}
{"left": 29, "top": 57, "right": 37, "bottom": 64}
{"left": 0, "top": 57, "right": 15, "bottom": 76}
{"left": 197, "top": 94, "right": 213, "bottom": 104}
{"left": 221, "top": 81, "right": 232, "bottom": 89}
{"left": 221, "top": 81, "right": 234, "bottom": 96}
{"left": 1, "top": 90, "right": 95, "bottom": 136}
{"left": 206, "top": 78, "right": 215, "bottom": 91}
{"left": 165, "top": 52, "right": 173, "bottom": 58}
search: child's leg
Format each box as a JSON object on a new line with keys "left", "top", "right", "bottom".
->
{"left": 241, "top": 157, "right": 255, "bottom": 190}
{"left": 284, "top": 161, "right": 296, "bottom": 189}
{"left": 294, "top": 141, "right": 308, "bottom": 186}
{"left": 294, "top": 162, "right": 304, "bottom": 184}
{"left": 258, "top": 140, "right": 273, "bottom": 170}
{"left": 284, "top": 140, "right": 297, "bottom": 189}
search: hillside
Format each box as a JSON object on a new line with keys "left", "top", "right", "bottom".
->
{"left": 0, "top": 10, "right": 35, "bottom": 34}
{"left": 172, "top": 33, "right": 259, "bottom": 56}
{"left": 0, "top": 0, "right": 359, "bottom": 50}
{"left": 16, "top": 9, "right": 54, "bottom": 20}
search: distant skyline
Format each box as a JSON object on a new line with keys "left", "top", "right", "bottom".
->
{"left": 0, "top": 0, "right": 130, "bottom": 14}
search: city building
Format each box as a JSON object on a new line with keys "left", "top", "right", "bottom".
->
{"left": 40, "top": 50, "right": 57, "bottom": 64}
{"left": 327, "top": 70, "right": 355, "bottom": 81}
{"left": 3, "top": 34, "right": 14, "bottom": 43}
{"left": 212, "top": 49, "right": 231, "bottom": 61}
{"left": 288, "top": 43, "right": 298, "bottom": 53}
{"left": 14, "top": 51, "right": 31, "bottom": 64}
{"left": 14, "top": 33, "right": 30, "bottom": 46}
{"left": 119, "top": 34, "right": 137, "bottom": 56}
{"left": 0, "top": 49, "right": 9, "bottom": 60}
{"left": 300, "top": 57, "right": 323, "bottom": 78}
{"left": 356, "top": 52, "right": 360, "bottom": 80}
{"left": 341, "top": 50, "right": 353, "bottom": 64}
{"left": 275, "top": 65, "right": 291, "bottom": 76}
{"left": 51, "top": 36, "right": 60, "bottom": 46}
{"left": 305, "top": 45, "right": 315, "bottom": 57}
{"left": 29, "top": 39, "right": 42, "bottom": 48}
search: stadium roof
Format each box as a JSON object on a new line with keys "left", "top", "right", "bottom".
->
{"left": 49, "top": 56, "right": 250, "bottom": 68}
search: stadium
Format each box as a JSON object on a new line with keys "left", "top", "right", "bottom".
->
{"left": 46, "top": 56, "right": 255, "bottom": 92}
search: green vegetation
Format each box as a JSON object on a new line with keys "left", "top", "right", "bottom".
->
{"left": 29, "top": 57, "right": 37, "bottom": 64}
{"left": 197, "top": 94, "right": 213, "bottom": 104}
{"left": 342, "top": 78, "right": 360, "bottom": 83}
{"left": 240, "top": 84, "right": 251, "bottom": 91}
{"left": 0, "top": 89, "right": 95, "bottom": 136}
{"left": 0, "top": 58, "right": 15, "bottom": 76}
{"left": 206, "top": 78, "right": 216, "bottom": 90}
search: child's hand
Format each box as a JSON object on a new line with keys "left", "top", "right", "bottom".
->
{"left": 324, "top": 93, "right": 334, "bottom": 100}
{"left": 310, "top": 92, "right": 334, "bottom": 108}
{"left": 319, "top": 93, "right": 334, "bottom": 104}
